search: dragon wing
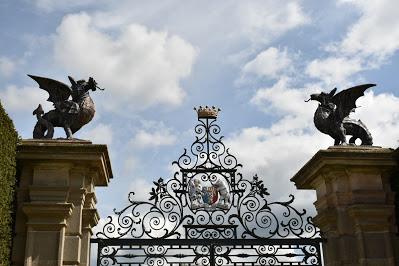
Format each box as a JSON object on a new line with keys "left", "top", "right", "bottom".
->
{"left": 28, "top": 74, "right": 72, "bottom": 103}
{"left": 332, "top": 83, "right": 376, "bottom": 121}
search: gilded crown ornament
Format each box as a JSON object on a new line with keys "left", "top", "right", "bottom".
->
{"left": 194, "top": 106, "right": 221, "bottom": 119}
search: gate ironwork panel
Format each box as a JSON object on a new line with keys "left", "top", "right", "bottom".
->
{"left": 92, "top": 107, "right": 323, "bottom": 266}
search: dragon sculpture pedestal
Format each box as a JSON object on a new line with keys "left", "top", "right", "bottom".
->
{"left": 12, "top": 140, "right": 112, "bottom": 266}
{"left": 291, "top": 146, "right": 398, "bottom": 266}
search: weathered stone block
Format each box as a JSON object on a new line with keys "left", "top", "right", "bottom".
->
{"left": 291, "top": 146, "right": 398, "bottom": 266}
{"left": 12, "top": 139, "right": 113, "bottom": 266}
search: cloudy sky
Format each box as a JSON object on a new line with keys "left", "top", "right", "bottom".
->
{"left": 1, "top": 0, "right": 399, "bottom": 241}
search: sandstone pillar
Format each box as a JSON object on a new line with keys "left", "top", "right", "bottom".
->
{"left": 12, "top": 140, "right": 112, "bottom": 266}
{"left": 291, "top": 146, "right": 398, "bottom": 266}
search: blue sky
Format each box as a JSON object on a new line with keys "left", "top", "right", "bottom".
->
{"left": 1, "top": 0, "right": 399, "bottom": 239}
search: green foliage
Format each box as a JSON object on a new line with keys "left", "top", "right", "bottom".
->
{"left": 0, "top": 101, "right": 18, "bottom": 266}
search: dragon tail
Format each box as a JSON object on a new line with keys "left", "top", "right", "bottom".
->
{"left": 343, "top": 118, "right": 373, "bottom": 145}
{"left": 32, "top": 104, "right": 54, "bottom": 139}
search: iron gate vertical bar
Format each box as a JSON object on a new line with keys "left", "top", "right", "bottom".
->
{"left": 209, "top": 243, "right": 215, "bottom": 266}
{"left": 96, "top": 242, "right": 101, "bottom": 266}
{"left": 317, "top": 242, "right": 324, "bottom": 266}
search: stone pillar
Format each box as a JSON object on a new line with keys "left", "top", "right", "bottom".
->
{"left": 12, "top": 140, "right": 112, "bottom": 266}
{"left": 291, "top": 146, "right": 398, "bottom": 266}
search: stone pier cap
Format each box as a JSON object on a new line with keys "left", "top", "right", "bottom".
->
{"left": 17, "top": 139, "right": 113, "bottom": 186}
{"left": 291, "top": 146, "right": 398, "bottom": 189}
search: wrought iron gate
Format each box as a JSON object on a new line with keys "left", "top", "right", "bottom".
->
{"left": 91, "top": 107, "right": 323, "bottom": 265}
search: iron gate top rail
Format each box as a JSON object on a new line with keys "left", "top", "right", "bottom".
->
{"left": 92, "top": 238, "right": 323, "bottom": 246}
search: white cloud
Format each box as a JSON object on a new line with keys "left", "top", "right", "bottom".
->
{"left": 0, "top": 85, "right": 52, "bottom": 112}
{"left": 88, "top": 0, "right": 309, "bottom": 53}
{"left": 305, "top": 57, "right": 362, "bottom": 87}
{"left": 0, "top": 57, "right": 16, "bottom": 77}
{"left": 79, "top": 123, "right": 113, "bottom": 144}
{"left": 54, "top": 13, "right": 197, "bottom": 112}
{"left": 242, "top": 47, "right": 293, "bottom": 79}
{"left": 303, "top": 0, "right": 399, "bottom": 87}
{"left": 131, "top": 130, "right": 176, "bottom": 148}
{"left": 129, "top": 120, "right": 177, "bottom": 149}
{"left": 167, "top": 162, "right": 181, "bottom": 177}
{"left": 250, "top": 77, "right": 315, "bottom": 121}
{"left": 352, "top": 91, "right": 399, "bottom": 148}
{"left": 337, "top": 0, "right": 399, "bottom": 61}
{"left": 128, "top": 177, "right": 153, "bottom": 202}
{"left": 227, "top": 126, "right": 329, "bottom": 197}
{"left": 238, "top": 0, "right": 309, "bottom": 44}
{"left": 232, "top": 77, "right": 329, "bottom": 203}
{"left": 123, "top": 156, "right": 138, "bottom": 175}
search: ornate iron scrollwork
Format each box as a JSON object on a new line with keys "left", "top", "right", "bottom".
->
{"left": 93, "top": 106, "right": 323, "bottom": 265}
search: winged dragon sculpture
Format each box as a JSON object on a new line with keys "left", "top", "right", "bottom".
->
{"left": 306, "top": 84, "right": 375, "bottom": 146}
{"left": 29, "top": 75, "right": 103, "bottom": 139}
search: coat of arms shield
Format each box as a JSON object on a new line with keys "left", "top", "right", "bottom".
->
{"left": 201, "top": 186, "right": 218, "bottom": 205}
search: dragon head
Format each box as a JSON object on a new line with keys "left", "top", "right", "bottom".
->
{"left": 305, "top": 88, "right": 337, "bottom": 106}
